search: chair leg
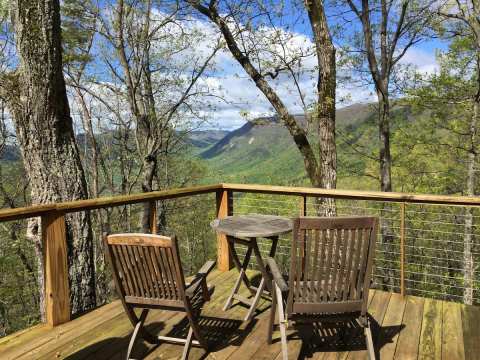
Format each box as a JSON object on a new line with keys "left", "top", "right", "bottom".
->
{"left": 275, "top": 284, "right": 288, "bottom": 360}
{"left": 267, "top": 280, "right": 276, "bottom": 344}
{"left": 181, "top": 327, "right": 194, "bottom": 360}
{"left": 364, "top": 319, "right": 376, "bottom": 360}
{"left": 185, "top": 300, "right": 208, "bottom": 352}
{"left": 126, "top": 309, "right": 148, "bottom": 360}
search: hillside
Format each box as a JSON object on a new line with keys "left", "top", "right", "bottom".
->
{"left": 186, "top": 129, "right": 229, "bottom": 150}
{"left": 199, "top": 103, "right": 384, "bottom": 186}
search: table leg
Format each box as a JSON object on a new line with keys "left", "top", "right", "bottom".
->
{"left": 245, "top": 277, "right": 265, "bottom": 321}
{"left": 224, "top": 237, "right": 255, "bottom": 311}
{"left": 251, "top": 236, "right": 279, "bottom": 293}
{"left": 228, "top": 236, "right": 254, "bottom": 291}
{"left": 225, "top": 235, "right": 281, "bottom": 321}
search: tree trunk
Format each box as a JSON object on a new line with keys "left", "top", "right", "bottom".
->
{"left": 5, "top": 0, "right": 96, "bottom": 316}
{"left": 141, "top": 154, "right": 157, "bottom": 232}
{"left": 463, "top": 90, "right": 479, "bottom": 305}
{"left": 377, "top": 90, "right": 395, "bottom": 290}
{"left": 306, "top": 0, "right": 337, "bottom": 216}
{"left": 188, "top": 1, "right": 321, "bottom": 188}
{"left": 378, "top": 92, "right": 393, "bottom": 192}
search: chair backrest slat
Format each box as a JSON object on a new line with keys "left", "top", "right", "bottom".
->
{"left": 314, "top": 229, "right": 326, "bottom": 303}
{"left": 309, "top": 229, "right": 320, "bottom": 302}
{"left": 114, "top": 245, "right": 134, "bottom": 296}
{"left": 142, "top": 246, "right": 158, "bottom": 298}
{"left": 286, "top": 216, "right": 377, "bottom": 315}
{"left": 333, "top": 229, "right": 351, "bottom": 301}
{"left": 104, "top": 233, "right": 185, "bottom": 304}
{"left": 341, "top": 228, "right": 356, "bottom": 301}
{"left": 131, "top": 246, "right": 148, "bottom": 297}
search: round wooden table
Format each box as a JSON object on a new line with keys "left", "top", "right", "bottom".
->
{"left": 211, "top": 214, "right": 293, "bottom": 321}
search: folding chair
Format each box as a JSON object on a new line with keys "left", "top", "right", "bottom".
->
{"left": 266, "top": 217, "right": 378, "bottom": 360}
{"left": 104, "top": 233, "right": 215, "bottom": 360}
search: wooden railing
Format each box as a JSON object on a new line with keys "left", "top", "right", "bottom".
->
{"left": 1, "top": 183, "right": 480, "bottom": 328}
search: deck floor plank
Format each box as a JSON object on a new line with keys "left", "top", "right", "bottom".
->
{"left": 0, "top": 300, "right": 124, "bottom": 360}
{"left": 379, "top": 292, "right": 407, "bottom": 360}
{"left": 393, "top": 295, "right": 424, "bottom": 360}
{"left": 460, "top": 302, "right": 480, "bottom": 360}
{"left": 441, "top": 301, "right": 464, "bottom": 360}
{"left": 0, "top": 269, "right": 475, "bottom": 360}
{"left": 418, "top": 298, "right": 443, "bottom": 360}
{"left": 347, "top": 290, "right": 391, "bottom": 360}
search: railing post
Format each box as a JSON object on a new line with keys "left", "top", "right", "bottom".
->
{"left": 400, "top": 202, "right": 406, "bottom": 297}
{"left": 216, "top": 189, "right": 232, "bottom": 271}
{"left": 149, "top": 200, "right": 157, "bottom": 234}
{"left": 42, "top": 211, "right": 70, "bottom": 327}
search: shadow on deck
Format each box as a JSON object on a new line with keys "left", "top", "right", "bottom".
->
{"left": 0, "top": 268, "right": 479, "bottom": 360}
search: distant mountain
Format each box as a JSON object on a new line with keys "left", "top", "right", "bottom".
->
{"left": 200, "top": 104, "right": 372, "bottom": 159}
{"left": 0, "top": 129, "right": 230, "bottom": 162}
{"left": 186, "top": 130, "right": 230, "bottom": 149}
{"left": 198, "top": 103, "right": 378, "bottom": 185}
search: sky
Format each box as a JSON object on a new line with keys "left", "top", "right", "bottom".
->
{"left": 70, "top": 2, "right": 446, "bottom": 133}
{"left": 181, "top": 2, "right": 444, "bottom": 130}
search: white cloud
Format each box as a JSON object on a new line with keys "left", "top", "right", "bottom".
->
{"left": 91, "top": 9, "right": 440, "bottom": 131}
{"left": 399, "top": 46, "right": 439, "bottom": 75}
{"left": 186, "top": 17, "right": 396, "bottom": 130}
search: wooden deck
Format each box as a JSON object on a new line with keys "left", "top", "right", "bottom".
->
{"left": 0, "top": 268, "right": 479, "bottom": 360}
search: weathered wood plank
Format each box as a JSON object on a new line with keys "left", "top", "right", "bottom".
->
{"left": 0, "top": 301, "right": 123, "bottom": 360}
{"left": 379, "top": 292, "right": 407, "bottom": 359}
{"left": 0, "top": 184, "right": 222, "bottom": 221}
{"left": 42, "top": 269, "right": 225, "bottom": 360}
{"left": 6, "top": 182, "right": 480, "bottom": 223}
{"left": 273, "top": 326, "right": 303, "bottom": 360}
{"left": 3, "top": 270, "right": 477, "bottom": 360}
{"left": 211, "top": 214, "right": 292, "bottom": 239}
{"left": 42, "top": 212, "right": 70, "bottom": 327}
{"left": 442, "top": 301, "right": 464, "bottom": 360}
{"left": 198, "top": 270, "right": 271, "bottom": 360}
{"left": 394, "top": 295, "right": 425, "bottom": 360}
{"left": 418, "top": 298, "right": 443, "bottom": 360}
{"left": 461, "top": 302, "right": 480, "bottom": 360}
{"left": 222, "top": 183, "right": 480, "bottom": 206}
{"left": 228, "top": 316, "right": 272, "bottom": 360}
{"left": 347, "top": 290, "right": 391, "bottom": 360}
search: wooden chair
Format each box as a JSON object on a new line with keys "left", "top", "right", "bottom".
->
{"left": 104, "top": 233, "right": 216, "bottom": 360}
{"left": 266, "top": 217, "right": 378, "bottom": 360}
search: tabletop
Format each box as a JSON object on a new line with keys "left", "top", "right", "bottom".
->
{"left": 210, "top": 214, "right": 293, "bottom": 238}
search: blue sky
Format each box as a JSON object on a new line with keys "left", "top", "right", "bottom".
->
{"left": 76, "top": 1, "right": 446, "bottom": 132}
{"left": 188, "top": 1, "right": 446, "bottom": 130}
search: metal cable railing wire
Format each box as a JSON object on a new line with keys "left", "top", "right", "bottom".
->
{"left": 231, "top": 193, "right": 480, "bottom": 304}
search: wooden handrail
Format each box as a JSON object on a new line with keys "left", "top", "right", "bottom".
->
{"left": 0, "top": 184, "right": 223, "bottom": 221}
{"left": 3, "top": 183, "right": 480, "bottom": 222}
{"left": 221, "top": 183, "right": 480, "bottom": 206}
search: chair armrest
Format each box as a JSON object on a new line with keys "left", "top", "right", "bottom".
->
{"left": 266, "top": 257, "right": 288, "bottom": 292}
{"left": 197, "top": 260, "right": 216, "bottom": 277}
{"left": 185, "top": 260, "right": 216, "bottom": 298}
